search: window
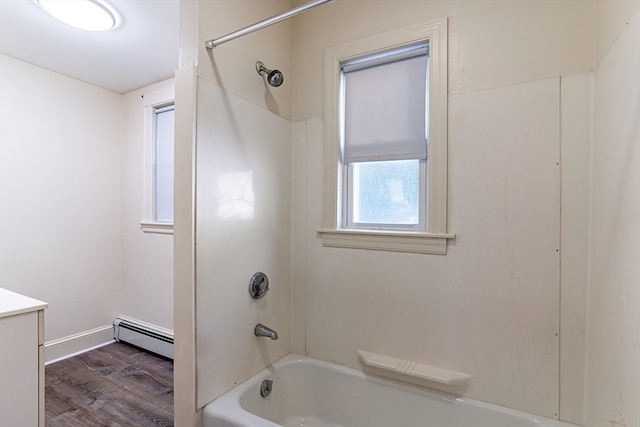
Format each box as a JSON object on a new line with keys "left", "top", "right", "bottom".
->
{"left": 154, "top": 105, "right": 175, "bottom": 223}
{"left": 342, "top": 45, "right": 428, "bottom": 230}
{"left": 319, "top": 18, "right": 454, "bottom": 254}
{"left": 140, "top": 86, "right": 175, "bottom": 234}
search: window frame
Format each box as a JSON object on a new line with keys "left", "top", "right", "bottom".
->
{"left": 318, "top": 18, "right": 454, "bottom": 255}
{"left": 140, "top": 86, "right": 175, "bottom": 235}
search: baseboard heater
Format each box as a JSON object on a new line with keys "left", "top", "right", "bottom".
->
{"left": 113, "top": 318, "right": 174, "bottom": 360}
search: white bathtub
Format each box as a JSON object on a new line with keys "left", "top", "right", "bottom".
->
{"left": 202, "top": 354, "right": 578, "bottom": 427}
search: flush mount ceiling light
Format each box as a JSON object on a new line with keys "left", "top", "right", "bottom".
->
{"left": 36, "top": 0, "right": 118, "bottom": 31}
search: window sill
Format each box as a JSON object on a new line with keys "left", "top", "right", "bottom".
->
{"left": 139, "top": 221, "right": 174, "bottom": 235}
{"left": 317, "top": 228, "right": 455, "bottom": 255}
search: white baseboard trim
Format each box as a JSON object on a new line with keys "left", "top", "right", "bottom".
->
{"left": 44, "top": 325, "right": 114, "bottom": 364}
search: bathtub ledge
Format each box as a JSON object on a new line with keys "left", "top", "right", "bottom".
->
{"left": 358, "top": 350, "right": 471, "bottom": 386}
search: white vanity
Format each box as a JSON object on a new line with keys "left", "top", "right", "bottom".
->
{"left": 0, "top": 288, "right": 48, "bottom": 427}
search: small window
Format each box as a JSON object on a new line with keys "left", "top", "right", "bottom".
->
{"left": 154, "top": 105, "right": 175, "bottom": 223}
{"left": 320, "top": 18, "right": 453, "bottom": 254}
{"left": 342, "top": 45, "right": 428, "bottom": 230}
{"left": 140, "top": 86, "right": 175, "bottom": 234}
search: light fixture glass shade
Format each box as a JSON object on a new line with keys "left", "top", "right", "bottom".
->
{"left": 37, "top": 0, "right": 117, "bottom": 31}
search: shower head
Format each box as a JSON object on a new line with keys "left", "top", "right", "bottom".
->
{"left": 256, "top": 61, "right": 284, "bottom": 87}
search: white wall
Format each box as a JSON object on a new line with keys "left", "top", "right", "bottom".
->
{"left": 121, "top": 79, "right": 175, "bottom": 331}
{"left": 0, "top": 54, "right": 176, "bottom": 362}
{"left": 291, "top": 1, "right": 594, "bottom": 422}
{"left": 173, "top": 63, "right": 198, "bottom": 427}
{"left": 0, "top": 54, "right": 122, "bottom": 358}
{"left": 585, "top": 2, "right": 640, "bottom": 427}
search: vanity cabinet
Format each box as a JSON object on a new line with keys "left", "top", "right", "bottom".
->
{"left": 0, "top": 288, "right": 48, "bottom": 427}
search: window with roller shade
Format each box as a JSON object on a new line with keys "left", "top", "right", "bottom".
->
{"left": 319, "top": 19, "right": 452, "bottom": 254}
{"left": 342, "top": 45, "right": 428, "bottom": 229}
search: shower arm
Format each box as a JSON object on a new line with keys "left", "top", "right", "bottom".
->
{"left": 204, "top": 0, "right": 335, "bottom": 49}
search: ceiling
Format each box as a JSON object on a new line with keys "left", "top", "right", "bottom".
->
{"left": 0, "top": 0, "right": 180, "bottom": 94}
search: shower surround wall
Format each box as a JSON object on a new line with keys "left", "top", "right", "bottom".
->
{"left": 193, "top": 0, "right": 294, "bottom": 409}
{"left": 290, "top": 0, "right": 594, "bottom": 424}
{"left": 586, "top": 3, "right": 640, "bottom": 427}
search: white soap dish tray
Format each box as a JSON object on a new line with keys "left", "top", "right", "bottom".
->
{"left": 358, "top": 350, "right": 471, "bottom": 386}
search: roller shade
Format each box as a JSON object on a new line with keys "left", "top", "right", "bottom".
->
{"left": 343, "top": 46, "right": 428, "bottom": 163}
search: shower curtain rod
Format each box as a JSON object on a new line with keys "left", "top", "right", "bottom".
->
{"left": 204, "top": 0, "right": 335, "bottom": 49}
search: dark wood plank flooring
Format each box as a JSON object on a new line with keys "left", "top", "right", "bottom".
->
{"left": 45, "top": 342, "right": 173, "bottom": 427}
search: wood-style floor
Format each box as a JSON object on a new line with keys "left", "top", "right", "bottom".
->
{"left": 45, "top": 342, "right": 173, "bottom": 426}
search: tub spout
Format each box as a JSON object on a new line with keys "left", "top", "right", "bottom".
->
{"left": 255, "top": 323, "right": 278, "bottom": 340}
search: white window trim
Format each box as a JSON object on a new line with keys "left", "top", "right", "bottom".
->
{"left": 140, "top": 85, "right": 175, "bottom": 235}
{"left": 319, "top": 18, "right": 454, "bottom": 254}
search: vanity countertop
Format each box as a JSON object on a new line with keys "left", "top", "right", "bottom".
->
{"left": 0, "top": 288, "right": 48, "bottom": 318}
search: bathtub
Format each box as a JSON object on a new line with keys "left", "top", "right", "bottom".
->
{"left": 202, "top": 354, "right": 578, "bottom": 427}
